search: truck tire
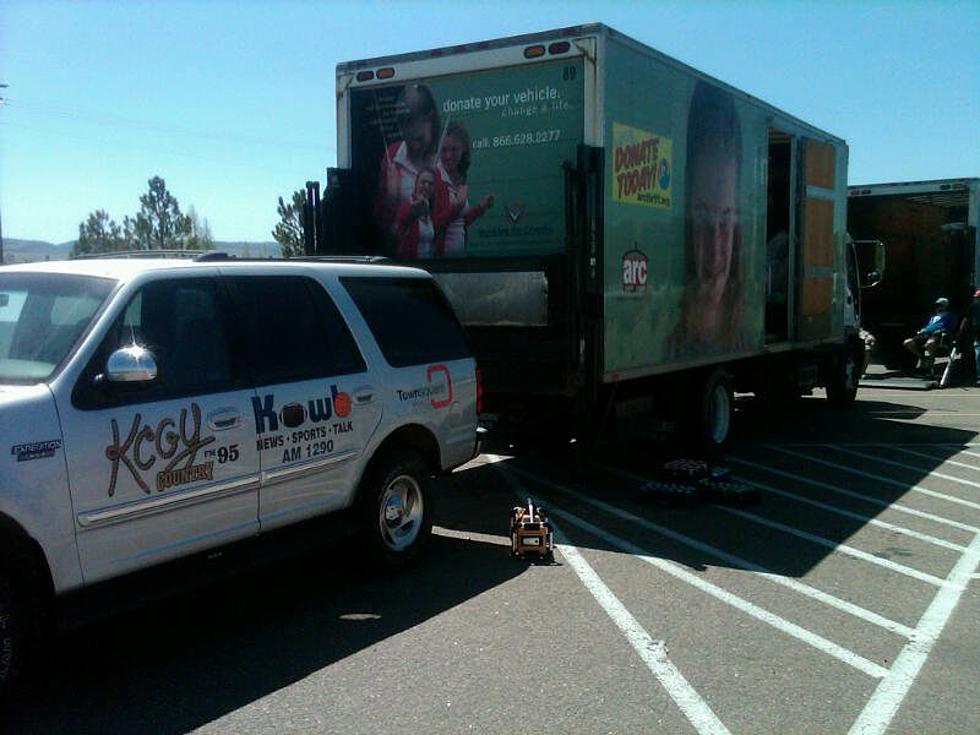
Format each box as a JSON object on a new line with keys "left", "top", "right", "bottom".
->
{"left": 357, "top": 450, "right": 433, "bottom": 572}
{"left": 0, "top": 573, "right": 28, "bottom": 702}
{"left": 692, "top": 368, "right": 734, "bottom": 459}
{"left": 826, "top": 342, "right": 862, "bottom": 406}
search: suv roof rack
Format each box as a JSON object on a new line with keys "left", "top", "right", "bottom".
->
{"left": 193, "top": 251, "right": 235, "bottom": 261}
{"left": 71, "top": 249, "right": 213, "bottom": 260}
{"left": 289, "top": 255, "right": 392, "bottom": 264}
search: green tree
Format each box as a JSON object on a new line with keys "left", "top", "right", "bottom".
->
{"left": 132, "top": 176, "right": 193, "bottom": 250}
{"left": 72, "top": 209, "right": 126, "bottom": 256}
{"left": 272, "top": 189, "right": 306, "bottom": 258}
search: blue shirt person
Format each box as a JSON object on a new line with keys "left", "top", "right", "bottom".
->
{"left": 904, "top": 297, "right": 956, "bottom": 371}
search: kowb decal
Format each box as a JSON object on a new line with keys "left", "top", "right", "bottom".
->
{"left": 251, "top": 384, "right": 352, "bottom": 435}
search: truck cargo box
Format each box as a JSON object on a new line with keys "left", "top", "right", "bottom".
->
{"left": 315, "top": 24, "right": 862, "bottom": 452}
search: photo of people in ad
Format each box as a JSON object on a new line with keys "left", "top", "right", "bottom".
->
{"left": 349, "top": 59, "right": 584, "bottom": 259}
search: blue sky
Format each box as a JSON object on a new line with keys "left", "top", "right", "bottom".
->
{"left": 1, "top": 0, "right": 977, "bottom": 244}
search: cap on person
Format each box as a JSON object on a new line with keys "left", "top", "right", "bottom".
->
{"left": 935, "top": 297, "right": 950, "bottom": 309}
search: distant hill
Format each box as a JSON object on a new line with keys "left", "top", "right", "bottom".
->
{"left": 1, "top": 238, "right": 282, "bottom": 264}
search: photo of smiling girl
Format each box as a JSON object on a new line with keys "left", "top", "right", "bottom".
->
{"left": 668, "top": 81, "right": 745, "bottom": 358}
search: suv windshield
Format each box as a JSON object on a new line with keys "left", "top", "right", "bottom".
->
{"left": 0, "top": 272, "right": 115, "bottom": 383}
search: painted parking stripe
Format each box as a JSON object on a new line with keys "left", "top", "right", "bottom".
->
{"left": 716, "top": 505, "right": 947, "bottom": 587}
{"left": 534, "top": 464, "right": 915, "bottom": 638}
{"left": 489, "top": 460, "right": 732, "bottom": 735}
{"left": 729, "top": 458, "right": 980, "bottom": 534}
{"left": 733, "top": 476, "right": 966, "bottom": 553}
{"left": 890, "top": 445, "right": 980, "bottom": 474}
{"left": 849, "top": 531, "right": 980, "bottom": 735}
{"left": 503, "top": 466, "right": 889, "bottom": 678}
{"left": 600, "top": 463, "right": 950, "bottom": 588}
{"left": 769, "top": 447, "right": 980, "bottom": 512}
{"left": 554, "top": 540, "right": 732, "bottom": 735}
{"left": 834, "top": 446, "right": 980, "bottom": 492}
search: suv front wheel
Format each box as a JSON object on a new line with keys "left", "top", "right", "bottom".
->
{"left": 358, "top": 450, "right": 433, "bottom": 571}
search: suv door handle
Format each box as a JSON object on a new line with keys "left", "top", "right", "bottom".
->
{"left": 208, "top": 408, "right": 242, "bottom": 431}
{"left": 353, "top": 388, "right": 375, "bottom": 405}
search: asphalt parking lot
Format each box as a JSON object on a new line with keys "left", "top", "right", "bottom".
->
{"left": 3, "top": 384, "right": 979, "bottom": 734}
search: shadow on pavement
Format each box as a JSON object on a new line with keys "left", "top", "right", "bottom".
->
{"left": 454, "top": 393, "right": 978, "bottom": 581}
{"left": 1, "top": 471, "right": 524, "bottom": 735}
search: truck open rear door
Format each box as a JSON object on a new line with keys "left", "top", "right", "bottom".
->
{"left": 798, "top": 138, "right": 840, "bottom": 342}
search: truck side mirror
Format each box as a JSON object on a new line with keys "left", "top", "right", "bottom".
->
{"left": 852, "top": 239, "right": 886, "bottom": 289}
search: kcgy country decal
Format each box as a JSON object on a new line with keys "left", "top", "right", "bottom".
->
{"left": 252, "top": 384, "right": 353, "bottom": 464}
{"left": 397, "top": 364, "right": 453, "bottom": 409}
{"left": 104, "top": 403, "right": 217, "bottom": 497}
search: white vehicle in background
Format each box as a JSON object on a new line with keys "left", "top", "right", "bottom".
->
{"left": 0, "top": 254, "right": 480, "bottom": 697}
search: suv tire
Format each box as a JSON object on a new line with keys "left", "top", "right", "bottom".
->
{"left": 358, "top": 451, "right": 433, "bottom": 571}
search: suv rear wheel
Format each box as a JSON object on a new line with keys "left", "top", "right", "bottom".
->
{"left": 358, "top": 451, "right": 433, "bottom": 571}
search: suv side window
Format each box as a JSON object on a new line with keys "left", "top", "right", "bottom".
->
{"left": 227, "top": 275, "right": 366, "bottom": 385}
{"left": 74, "top": 277, "right": 244, "bottom": 409}
{"left": 341, "top": 277, "right": 469, "bottom": 367}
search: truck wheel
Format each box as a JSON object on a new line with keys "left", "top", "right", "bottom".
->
{"left": 358, "top": 450, "right": 433, "bottom": 571}
{"left": 827, "top": 344, "right": 861, "bottom": 406}
{"left": 0, "top": 574, "right": 28, "bottom": 701}
{"left": 692, "top": 368, "right": 734, "bottom": 459}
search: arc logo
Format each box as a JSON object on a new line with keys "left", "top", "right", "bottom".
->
{"left": 622, "top": 249, "right": 648, "bottom": 292}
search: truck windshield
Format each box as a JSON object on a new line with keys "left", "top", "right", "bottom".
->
{"left": 0, "top": 272, "right": 115, "bottom": 383}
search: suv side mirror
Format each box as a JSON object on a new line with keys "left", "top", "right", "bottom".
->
{"left": 105, "top": 345, "right": 158, "bottom": 383}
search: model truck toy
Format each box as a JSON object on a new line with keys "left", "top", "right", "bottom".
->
{"left": 308, "top": 24, "right": 869, "bottom": 454}
{"left": 847, "top": 178, "right": 979, "bottom": 370}
{"left": 510, "top": 498, "right": 554, "bottom": 559}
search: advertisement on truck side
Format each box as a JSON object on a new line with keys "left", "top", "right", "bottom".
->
{"left": 348, "top": 58, "right": 584, "bottom": 259}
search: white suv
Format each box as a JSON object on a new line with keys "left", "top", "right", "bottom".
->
{"left": 0, "top": 256, "right": 480, "bottom": 696}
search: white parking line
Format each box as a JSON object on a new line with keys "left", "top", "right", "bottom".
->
{"left": 714, "top": 505, "right": 947, "bottom": 587}
{"left": 953, "top": 450, "right": 980, "bottom": 461}
{"left": 555, "top": 540, "right": 732, "bottom": 735}
{"left": 834, "top": 446, "right": 980, "bottom": 492}
{"left": 849, "top": 531, "right": 980, "bottom": 735}
{"left": 729, "top": 458, "right": 980, "bottom": 534}
{"left": 734, "top": 476, "right": 966, "bottom": 553}
{"left": 501, "top": 465, "right": 889, "bottom": 678}
{"left": 770, "top": 447, "right": 980, "bottom": 512}
{"left": 489, "top": 459, "right": 731, "bottom": 735}
{"left": 531, "top": 465, "right": 915, "bottom": 638}
{"left": 889, "top": 445, "right": 980, "bottom": 474}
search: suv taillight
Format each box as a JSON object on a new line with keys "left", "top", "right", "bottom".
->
{"left": 475, "top": 365, "right": 483, "bottom": 414}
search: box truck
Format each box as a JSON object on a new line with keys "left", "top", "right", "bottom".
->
{"left": 308, "top": 24, "right": 865, "bottom": 454}
{"left": 847, "top": 178, "right": 979, "bottom": 368}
